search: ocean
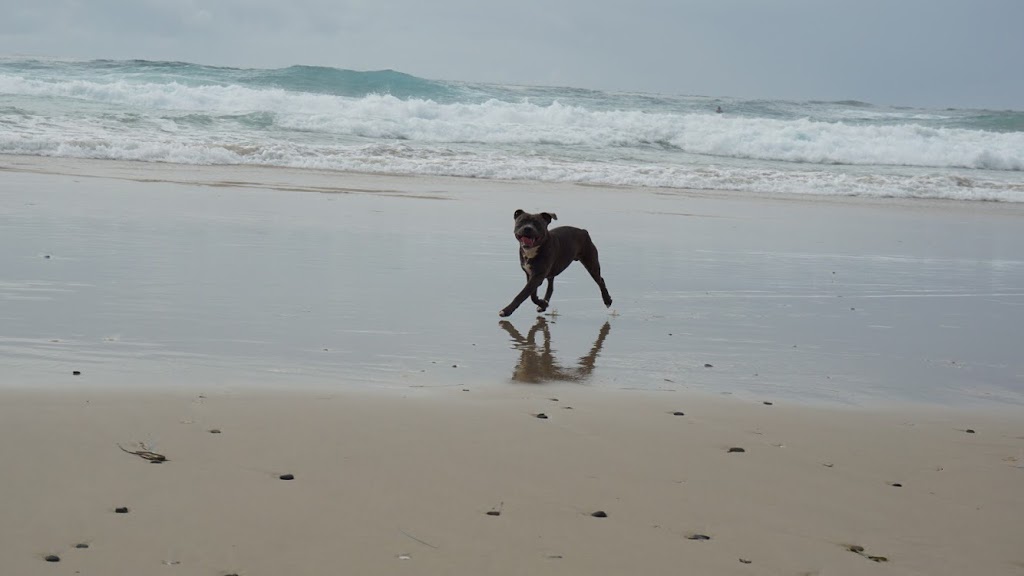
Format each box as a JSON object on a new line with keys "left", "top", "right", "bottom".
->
{"left": 2, "top": 56, "right": 1023, "bottom": 201}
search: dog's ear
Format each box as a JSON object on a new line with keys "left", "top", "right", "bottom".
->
{"left": 514, "top": 209, "right": 525, "bottom": 219}
{"left": 540, "top": 212, "right": 557, "bottom": 223}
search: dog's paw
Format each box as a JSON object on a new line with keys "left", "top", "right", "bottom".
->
{"left": 498, "top": 309, "right": 509, "bottom": 317}
{"left": 536, "top": 300, "right": 548, "bottom": 313}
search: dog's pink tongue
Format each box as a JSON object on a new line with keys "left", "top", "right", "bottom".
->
{"left": 520, "top": 237, "right": 535, "bottom": 247}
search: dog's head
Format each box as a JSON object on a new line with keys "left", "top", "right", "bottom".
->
{"left": 513, "top": 209, "right": 557, "bottom": 249}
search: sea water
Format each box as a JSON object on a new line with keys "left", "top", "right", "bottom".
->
{"left": 2, "top": 57, "right": 1023, "bottom": 201}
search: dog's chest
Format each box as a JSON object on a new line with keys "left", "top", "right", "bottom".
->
{"left": 520, "top": 246, "right": 540, "bottom": 276}
{"left": 521, "top": 257, "right": 534, "bottom": 277}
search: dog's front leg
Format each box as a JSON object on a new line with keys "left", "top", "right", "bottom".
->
{"left": 539, "top": 278, "right": 555, "bottom": 311}
{"left": 500, "top": 277, "right": 545, "bottom": 317}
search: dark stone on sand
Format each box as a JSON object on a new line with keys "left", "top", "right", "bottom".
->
{"left": 728, "top": 447, "right": 745, "bottom": 453}
{"left": 847, "top": 545, "right": 865, "bottom": 553}
{"left": 115, "top": 507, "right": 129, "bottom": 514}
{"left": 209, "top": 429, "right": 222, "bottom": 434}
{"left": 763, "top": 401, "right": 773, "bottom": 406}
{"left": 673, "top": 411, "right": 685, "bottom": 416}
{"left": 452, "top": 364, "right": 458, "bottom": 368}
{"left": 75, "top": 543, "right": 89, "bottom": 549}
{"left": 891, "top": 482, "right": 902, "bottom": 487}
{"left": 965, "top": 429, "right": 976, "bottom": 434}
{"left": 149, "top": 459, "right": 163, "bottom": 464}
{"left": 739, "top": 558, "right": 752, "bottom": 564}
{"left": 279, "top": 474, "right": 295, "bottom": 481}
{"left": 704, "top": 363, "right": 713, "bottom": 368}
{"left": 44, "top": 555, "right": 60, "bottom": 562}
{"left": 72, "top": 371, "right": 81, "bottom": 376}
{"left": 591, "top": 511, "right": 608, "bottom": 518}
{"left": 687, "top": 534, "right": 711, "bottom": 541}
{"left": 44, "top": 255, "right": 51, "bottom": 259}
{"left": 535, "top": 413, "right": 548, "bottom": 419}
{"left": 486, "top": 510, "right": 501, "bottom": 516}
{"left": 868, "top": 556, "right": 888, "bottom": 562}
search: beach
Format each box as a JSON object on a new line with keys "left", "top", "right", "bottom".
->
{"left": 2, "top": 156, "right": 1024, "bottom": 575}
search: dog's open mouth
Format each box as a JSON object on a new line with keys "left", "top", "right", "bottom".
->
{"left": 517, "top": 235, "right": 536, "bottom": 247}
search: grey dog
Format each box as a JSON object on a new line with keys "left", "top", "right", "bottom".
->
{"left": 499, "top": 210, "right": 613, "bottom": 317}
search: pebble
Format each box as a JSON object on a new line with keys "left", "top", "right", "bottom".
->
{"left": 728, "top": 447, "right": 746, "bottom": 453}
{"left": 209, "top": 429, "right": 222, "bottom": 434}
{"left": 114, "top": 507, "right": 129, "bottom": 514}
{"left": 486, "top": 510, "right": 501, "bottom": 516}
{"left": 965, "top": 429, "right": 976, "bottom": 434}
{"left": 591, "top": 511, "right": 608, "bottom": 518}
{"left": 672, "top": 411, "right": 685, "bottom": 416}
{"left": 739, "top": 558, "right": 752, "bottom": 564}
{"left": 44, "top": 555, "right": 60, "bottom": 562}
{"left": 72, "top": 371, "right": 81, "bottom": 376}
{"left": 763, "top": 401, "right": 773, "bottom": 406}
{"left": 704, "top": 363, "right": 714, "bottom": 368}
{"left": 279, "top": 474, "right": 295, "bottom": 481}
{"left": 535, "top": 413, "right": 548, "bottom": 419}
{"left": 687, "top": 534, "right": 711, "bottom": 541}
{"left": 75, "top": 543, "right": 89, "bottom": 549}
{"left": 890, "top": 482, "right": 902, "bottom": 487}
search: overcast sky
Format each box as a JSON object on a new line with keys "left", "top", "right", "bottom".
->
{"left": 2, "top": 0, "right": 1021, "bottom": 110}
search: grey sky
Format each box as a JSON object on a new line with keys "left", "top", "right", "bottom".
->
{"left": 2, "top": 0, "right": 1021, "bottom": 109}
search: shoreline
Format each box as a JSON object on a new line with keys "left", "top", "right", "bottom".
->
{"left": 5, "top": 153, "right": 1024, "bottom": 211}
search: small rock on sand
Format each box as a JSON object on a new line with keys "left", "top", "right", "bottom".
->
{"left": 728, "top": 447, "right": 745, "bottom": 453}
{"left": 687, "top": 534, "right": 711, "bottom": 541}
{"left": 72, "top": 371, "right": 81, "bottom": 376}
{"left": 279, "top": 474, "right": 295, "bottom": 481}
{"left": 672, "top": 411, "right": 685, "bottom": 416}
{"left": 535, "top": 413, "right": 548, "bottom": 419}
{"left": 44, "top": 555, "right": 60, "bottom": 562}
{"left": 704, "top": 363, "right": 714, "bottom": 368}
{"left": 114, "top": 507, "right": 129, "bottom": 514}
{"left": 591, "top": 511, "right": 608, "bottom": 518}
{"left": 75, "top": 543, "right": 89, "bottom": 549}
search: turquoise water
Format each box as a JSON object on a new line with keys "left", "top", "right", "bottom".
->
{"left": 2, "top": 57, "right": 1023, "bottom": 201}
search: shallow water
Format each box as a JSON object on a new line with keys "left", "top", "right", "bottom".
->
{"left": 2, "top": 160, "right": 1023, "bottom": 407}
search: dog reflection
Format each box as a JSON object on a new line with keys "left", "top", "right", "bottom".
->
{"left": 499, "top": 317, "right": 611, "bottom": 383}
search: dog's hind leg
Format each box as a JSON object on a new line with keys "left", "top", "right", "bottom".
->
{"left": 579, "top": 239, "right": 613, "bottom": 308}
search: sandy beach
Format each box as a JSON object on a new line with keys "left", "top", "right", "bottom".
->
{"left": 2, "top": 156, "right": 1023, "bottom": 575}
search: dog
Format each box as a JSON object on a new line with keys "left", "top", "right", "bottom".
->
{"left": 499, "top": 210, "right": 612, "bottom": 317}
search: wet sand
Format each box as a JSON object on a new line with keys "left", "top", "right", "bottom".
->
{"left": 2, "top": 155, "right": 1024, "bottom": 574}
{"left": 3, "top": 155, "right": 1023, "bottom": 406}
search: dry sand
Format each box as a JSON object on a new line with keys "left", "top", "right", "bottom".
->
{"left": 2, "top": 156, "right": 1024, "bottom": 575}
{"left": 1, "top": 387, "right": 1022, "bottom": 576}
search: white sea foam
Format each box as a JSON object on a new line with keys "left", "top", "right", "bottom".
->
{"left": 3, "top": 74, "right": 1022, "bottom": 171}
{"left": 3, "top": 65, "right": 1024, "bottom": 202}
